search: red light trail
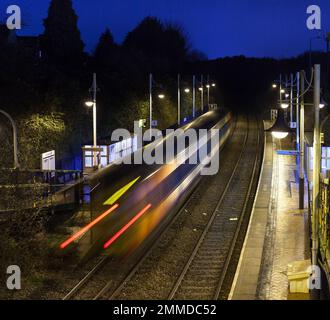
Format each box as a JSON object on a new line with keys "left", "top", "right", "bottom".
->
{"left": 60, "top": 204, "right": 119, "bottom": 249}
{"left": 103, "top": 203, "right": 152, "bottom": 249}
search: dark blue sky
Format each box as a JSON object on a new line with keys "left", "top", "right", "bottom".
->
{"left": 1, "top": 0, "right": 330, "bottom": 59}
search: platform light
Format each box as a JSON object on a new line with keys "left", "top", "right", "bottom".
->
{"left": 85, "top": 101, "right": 94, "bottom": 107}
{"left": 184, "top": 88, "right": 190, "bottom": 93}
{"left": 281, "top": 103, "right": 289, "bottom": 109}
{"left": 211, "top": 83, "right": 216, "bottom": 87}
{"left": 265, "top": 108, "right": 292, "bottom": 140}
{"left": 272, "top": 84, "right": 277, "bottom": 88}
{"left": 280, "top": 89, "right": 285, "bottom": 94}
{"left": 158, "top": 94, "right": 165, "bottom": 99}
{"left": 272, "top": 132, "right": 289, "bottom": 139}
{"left": 319, "top": 98, "right": 327, "bottom": 109}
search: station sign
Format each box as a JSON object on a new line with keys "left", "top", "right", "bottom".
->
{"left": 41, "top": 150, "right": 55, "bottom": 171}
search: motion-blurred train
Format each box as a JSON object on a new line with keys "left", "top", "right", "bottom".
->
{"left": 61, "top": 109, "right": 233, "bottom": 259}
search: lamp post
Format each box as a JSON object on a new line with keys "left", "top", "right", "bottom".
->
{"left": 85, "top": 73, "right": 98, "bottom": 168}
{"left": 200, "top": 75, "right": 204, "bottom": 113}
{"left": 279, "top": 74, "right": 282, "bottom": 106}
{"left": 0, "top": 109, "right": 19, "bottom": 168}
{"left": 148, "top": 74, "right": 165, "bottom": 136}
{"left": 178, "top": 74, "right": 181, "bottom": 126}
{"left": 206, "top": 74, "right": 210, "bottom": 107}
{"left": 193, "top": 75, "right": 196, "bottom": 118}
{"left": 299, "top": 70, "right": 305, "bottom": 210}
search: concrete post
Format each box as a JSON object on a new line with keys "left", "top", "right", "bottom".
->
{"left": 299, "top": 71, "right": 305, "bottom": 209}
{"left": 312, "top": 64, "right": 321, "bottom": 272}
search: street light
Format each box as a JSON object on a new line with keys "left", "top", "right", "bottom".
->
{"left": 85, "top": 73, "right": 98, "bottom": 168}
{"left": 281, "top": 103, "right": 289, "bottom": 109}
{"left": 158, "top": 94, "right": 165, "bottom": 99}
{"left": 206, "top": 76, "right": 216, "bottom": 107}
{"left": 272, "top": 84, "right": 277, "bottom": 88}
{"left": 184, "top": 88, "right": 190, "bottom": 93}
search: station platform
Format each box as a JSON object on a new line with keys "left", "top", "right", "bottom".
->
{"left": 229, "top": 130, "right": 310, "bottom": 300}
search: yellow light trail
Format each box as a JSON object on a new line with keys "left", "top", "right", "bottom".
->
{"left": 103, "top": 176, "right": 140, "bottom": 205}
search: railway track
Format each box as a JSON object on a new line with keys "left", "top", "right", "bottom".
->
{"left": 168, "top": 118, "right": 261, "bottom": 300}
{"left": 107, "top": 116, "right": 262, "bottom": 300}
{"left": 62, "top": 116, "right": 263, "bottom": 300}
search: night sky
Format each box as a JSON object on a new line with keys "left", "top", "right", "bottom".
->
{"left": 1, "top": 0, "right": 330, "bottom": 59}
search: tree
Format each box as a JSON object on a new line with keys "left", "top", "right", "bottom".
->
{"left": 94, "top": 28, "right": 118, "bottom": 68}
{"left": 163, "top": 23, "right": 191, "bottom": 71}
{"left": 123, "top": 17, "right": 191, "bottom": 74}
{"left": 123, "top": 17, "right": 164, "bottom": 59}
{"left": 42, "top": 0, "right": 84, "bottom": 65}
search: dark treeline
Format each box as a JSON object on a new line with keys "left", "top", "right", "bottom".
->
{"left": 197, "top": 52, "right": 330, "bottom": 118}
{"left": 0, "top": 1, "right": 203, "bottom": 169}
{"left": 0, "top": 0, "right": 329, "bottom": 169}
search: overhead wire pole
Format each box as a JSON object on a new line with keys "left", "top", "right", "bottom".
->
{"left": 296, "top": 72, "right": 300, "bottom": 153}
{"left": 299, "top": 70, "right": 305, "bottom": 209}
{"left": 290, "top": 73, "right": 293, "bottom": 124}
{"left": 327, "top": 33, "right": 330, "bottom": 90}
{"left": 312, "top": 64, "right": 321, "bottom": 274}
